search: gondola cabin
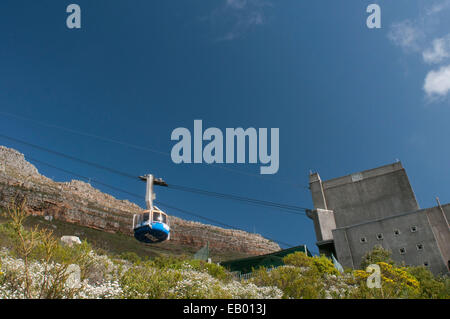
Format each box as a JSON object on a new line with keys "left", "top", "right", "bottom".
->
{"left": 133, "top": 206, "right": 170, "bottom": 243}
{"left": 132, "top": 174, "right": 170, "bottom": 243}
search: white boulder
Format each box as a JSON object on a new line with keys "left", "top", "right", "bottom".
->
{"left": 60, "top": 236, "right": 82, "bottom": 247}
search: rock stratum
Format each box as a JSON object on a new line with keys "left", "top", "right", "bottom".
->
{"left": 0, "top": 146, "right": 280, "bottom": 256}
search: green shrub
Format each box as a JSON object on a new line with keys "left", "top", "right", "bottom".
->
{"left": 407, "top": 266, "right": 450, "bottom": 299}
{"left": 311, "top": 255, "right": 340, "bottom": 276}
{"left": 119, "top": 262, "right": 182, "bottom": 299}
{"left": 147, "top": 255, "right": 188, "bottom": 269}
{"left": 202, "top": 262, "right": 231, "bottom": 282}
{"left": 119, "top": 252, "right": 142, "bottom": 264}
{"left": 283, "top": 252, "right": 314, "bottom": 268}
{"left": 360, "top": 245, "right": 394, "bottom": 270}
{"left": 283, "top": 252, "right": 339, "bottom": 276}
{"left": 251, "top": 265, "right": 322, "bottom": 299}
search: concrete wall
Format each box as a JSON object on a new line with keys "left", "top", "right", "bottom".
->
{"left": 308, "top": 162, "right": 449, "bottom": 275}
{"left": 306, "top": 209, "right": 336, "bottom": 242}
{"left": 333, "top": 207, "right": 449, "bottom": 275}
{"left": 425, "top": 204, "right": 450, "bottom": 271}
{"left": 319, "top": 162, "right": 419, "bottom": 228}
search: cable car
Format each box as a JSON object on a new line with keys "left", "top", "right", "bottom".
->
{"left": 133, "top": 174, "right": 170, "bottom": 243}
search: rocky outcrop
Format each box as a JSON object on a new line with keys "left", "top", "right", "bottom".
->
{"left": 0, "top": 146, "right": 280, "bottom": 255}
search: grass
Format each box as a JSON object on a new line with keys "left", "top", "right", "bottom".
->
{"left": 0, "top": 213, "right": 252, "bottom": 262}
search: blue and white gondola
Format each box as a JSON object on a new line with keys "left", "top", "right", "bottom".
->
{"left": 132, "top": 174, "right": 170, "bottom": 243}
{"left": 133, "top": 206, "right": 170, "bottom": 243}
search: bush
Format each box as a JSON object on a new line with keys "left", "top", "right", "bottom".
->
{"left": 120, "top": 263, "right": 182, "bottom": 299}
{"left": 360, "top": 245, "right": 394, "bottom": 270}
{"left": 407, "top": 266, "right": 450, "bottom": 299}
{"left": 1, "top": 202, "right": 448, "bottom": 299}
{"left": 249, "top": 252, "right": 347, "bottom": 299}
{"left": 250, "top": 265, "right": 321, "bottom": 299}
{"left": 283, "top": 252, "right": 340, "bottom": 276}
{"left": 311, "top": 255, "right": 340, "bottom": 276}
{"left": 119, "top": 260, "right": 281, "bottom": 299}
{"left": 119, "top": 252, "right": 142, "bottom": 264}
{"left": 283, "top": 252, "right": 314, "bottom": 268}
{"left": 352, "top": 262, "right": 420, "bottom": 298}
{"left": 0, "top": 201, "right": 122, "bottom": 298}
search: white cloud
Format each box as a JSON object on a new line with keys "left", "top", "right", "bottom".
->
{"left": 388, "top": 1, "right": 450, "bottom": 102}
{"left": 226, "top": 0, "right": 247, "bottom": 9}
{"left": 211, "top": 0, "right": 270, "bottom": 41}
{"left": 387, "top": 20, "right": 424, "bottom": 52}
{"left": 424, "top": 64, "right": 450, "bottom": 98}
{"left": 423, "top": 35, "right": 450, "bottom": 64}
{"left": 426, "top": 0, "right": 450, "bottom": 15}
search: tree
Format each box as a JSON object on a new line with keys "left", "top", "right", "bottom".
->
{"left": 360, "top": 245, "right": 394, "bottom": 270}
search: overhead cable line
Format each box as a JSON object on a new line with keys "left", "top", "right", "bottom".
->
{"left": 21, "top": 155, "right": 295, "bottom": 248}
{"left": 0, "top": 133, "right": 136, "bottom": 180}
{"left": 0, "top": 111, "right": 169, "bottom": 156}
{"left": 168, "top": 184, "right": 309, "bottom": 214}
{"left": 0, "top": 133, "right": 310, "bottom": 215}
{"left": 0, "top": 111, "right": 308, "bottom": 189}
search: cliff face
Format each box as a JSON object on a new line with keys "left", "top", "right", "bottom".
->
{"left": 0, "top": 146, "right": 280, "bottom": 256}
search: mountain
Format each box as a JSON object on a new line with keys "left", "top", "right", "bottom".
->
{"left": 0, "top": 145, "right": 280, "bottom": 261}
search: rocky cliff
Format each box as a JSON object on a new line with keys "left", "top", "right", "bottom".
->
{"left": 0, "top": 146, "right": 280, "bottom": 256}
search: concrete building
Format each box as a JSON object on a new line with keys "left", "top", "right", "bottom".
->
{"left": 307, "top": 162, "right": 450, "bottom": 275}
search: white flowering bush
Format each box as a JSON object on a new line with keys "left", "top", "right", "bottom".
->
{"left": 250, "top": 256, "right": 356, "bottom": 299}
{"left": 119, "top": 261, "right": 282, "bottom": 299}
{"left": 167, "top": 268, "right": 282, "bottom": 299}
{"left": 0, "top": 250, "right": 123, "bottom": 299}
{"left": 2, "top": 202, "right": 446, "bottom": 299}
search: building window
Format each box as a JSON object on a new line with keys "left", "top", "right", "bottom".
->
{"left": 399, "top": 248, "right": 406, "bottom": 255}
{"left": 394, "top": 229, "right": 401, "bottom": 236}
{"left": 360, "top": 237, "right": 367, "bottom": 243}
{"left": 416, "top": 243, "right": 424, "bottom": 251}
{"left": 410, "top": 226, "right": 418, "bottom": 233}
{"left": 376, "top": 233, "right": 384, "bottom": 240}
{"left": 424, "top": 261, "right": 429, "bottom": 267}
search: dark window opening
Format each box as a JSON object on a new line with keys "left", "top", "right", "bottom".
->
{"left": 153, "top": 212, "right": 167, "bottom": 224}
{"left": 360, "top": 237, "right": 367, "bottom": 243}
{"left": 424, "top": 262, "right": 429, "bottom": 267}
{"left": 377, "top": 233, "right": 384, "bottom": 240}
{"left": 394, "top": 229, "right": 400, "bottom": 236}
{"left": 143, "top": 213, "right": 150, "bottom": 222}
{"left": 416, "top": 243, "right": 424, "bottom": 251}
{"left": 410, "top": 226, "right": 418, "bottom": 233}
{"left": 399, "top": 248, "right": 406, "bottom": 255}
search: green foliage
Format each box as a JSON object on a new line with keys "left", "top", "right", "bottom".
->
{"left": 283, "top": 252, "right": 313, "bottom": 268}
{"left": 120, "top": 263, "right": 182, "bottom": 299}
{"left": 201, "top": 261, "right": 231, "bottom": 282}
{"left": 147, "top": 255, "right": 188, "bottom": 269}
{"left": 311, "top": 255, "right": 340, "bottom": 276}
{"left": 251, "top": 265, "right": 322, "bottom": 299}
{"left": 360, "top": 245, "right": 394, "bottom": 270}
{"left": 1, "top": 203, "right": 448, "bottom": 300}
{"left": 283, "top": 252, "right": 340, "bottom": 276}
{"left": 349, "top": 246, "right": 450, "bottom": 299}
{"left": 407, "top": 266, "right": 450, "bottom": 299}
{"left": 352, "top": 262, "right": 421, "bottom": 298}
{"left": 250, "top": 252, "right": 342, "bottom": 299}
{"left": 119, "top": 252, "right": 143, "bottom": 264}
{"left": 143, "top": 256, "right": 231, "bottom": 282}
{"left": 0, "top": 200, "right": 86, "bottom": 298}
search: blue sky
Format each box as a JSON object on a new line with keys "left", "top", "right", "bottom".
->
{"left": 0, "top": 1, "right": 449, "bottom": 252}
